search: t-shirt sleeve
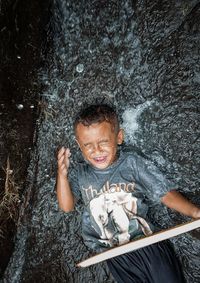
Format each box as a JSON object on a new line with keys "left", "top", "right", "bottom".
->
{"left": 135, "top": 155, "right": 177, "bottom": 204}
{"left": 68, "top": 166, "right": 82, "bottom": 201}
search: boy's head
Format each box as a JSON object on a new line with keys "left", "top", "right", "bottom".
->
{"left": 74, "top": 104, "right": 124, "bottom": 169}
{"left": 74, "top": 104, "right": 119, "bottom": 133}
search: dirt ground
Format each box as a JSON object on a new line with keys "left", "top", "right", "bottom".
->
{"left": 0, "top": 0, "right": 51, "bottom": 276}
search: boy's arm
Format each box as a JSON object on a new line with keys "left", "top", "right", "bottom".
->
{"left": 161, "top": 190, "right": 200, "bottom": 219}
{"left": 56, "top": 147, "right": 75, "bottom": 212}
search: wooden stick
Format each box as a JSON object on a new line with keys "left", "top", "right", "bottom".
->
{"left": 77, "top": 219, "right": 200, "bottom": 267}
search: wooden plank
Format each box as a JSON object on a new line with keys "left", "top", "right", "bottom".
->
{"left": 77, "top": 219, "right": 200, "bottom": 267}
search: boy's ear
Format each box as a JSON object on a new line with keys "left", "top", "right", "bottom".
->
{"left": 117, "top": 129, "right": 124, "bottom": 145}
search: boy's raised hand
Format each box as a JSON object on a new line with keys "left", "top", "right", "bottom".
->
{"left": 56, "top": 147, "right": 74, "bottom": 212}
{"left": 57, "top": 147, "right": 71, "bottom": 177}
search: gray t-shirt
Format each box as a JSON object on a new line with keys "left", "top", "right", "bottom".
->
{"left": 70, "top": 150, "right": 175, "bottom": 252}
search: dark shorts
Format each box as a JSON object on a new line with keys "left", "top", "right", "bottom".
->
{"left": 107, "top": 241, "right": 185, "bottom": 283}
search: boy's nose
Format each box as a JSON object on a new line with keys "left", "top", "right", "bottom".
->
{"left": 92, "top": 143, "right": 103, "bottom": 153}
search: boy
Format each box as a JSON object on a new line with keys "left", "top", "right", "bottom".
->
{"left": 57, "top": 104, "right": 200, "bottom": 283}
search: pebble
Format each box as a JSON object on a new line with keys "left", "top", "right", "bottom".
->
{"left": 16, "top": 104, "right": 24, "bottom": 110}
{"left": 76, "top": 63, "right": 84, "bottom": 73}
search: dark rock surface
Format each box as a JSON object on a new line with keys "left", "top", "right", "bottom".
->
{"left": 0, "top": 0, "right": 51, "bottom": 277}
{"left": 2, "top": 0, "right": 200, "bottom": 282}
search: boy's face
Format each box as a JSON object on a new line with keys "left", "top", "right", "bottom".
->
{"left": 75, "top": 121, "right": 124, "bottom": 169}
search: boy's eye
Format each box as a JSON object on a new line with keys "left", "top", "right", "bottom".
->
{"left": 82, "top": 140, "right": 110, "bottom": 152}
{"left": 84, "top": 144, "right": 93, "bottom": 150}
{"left": 99, "top": 141, "right": 109, "bottom": 146}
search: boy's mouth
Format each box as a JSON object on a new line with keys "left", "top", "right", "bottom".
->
{"left": 93, "top": 156, "right": 107, "bottom": 163}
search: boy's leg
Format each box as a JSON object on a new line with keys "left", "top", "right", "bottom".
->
{"left": 107, "top": 241, "right": 185, "bottom": 283}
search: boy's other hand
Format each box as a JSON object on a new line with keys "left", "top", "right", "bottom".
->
{"left": 162, "top": 190, "right": 200, "bottom": 219}
{"left": 194, "top": 208, "right": 200, "bottom": 219}
{"left": 57, "top": 147, "right": 71, "bottom": 177}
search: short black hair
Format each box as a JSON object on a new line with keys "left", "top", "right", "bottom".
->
{"left": 74, "top": 104, "right": 119, "bottom": 133}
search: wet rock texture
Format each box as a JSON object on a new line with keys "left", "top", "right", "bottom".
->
{"left": 0, "top": 0, "right": 50, "bottom": 277}
{"left": 3, "top": 0, "right": 200, "bottom": 282}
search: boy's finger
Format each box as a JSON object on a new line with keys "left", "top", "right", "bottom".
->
{"left": 57, "top": 147, "right": 65, "bottom": 159}
{"left": 60, "top": 164, "right": 66, "bottom": 171}
{"left": 57, "top": 154, "right": 65, "bottom": 165}
{"left": 65, "top": 148, "right": 71, "bottom": 157}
